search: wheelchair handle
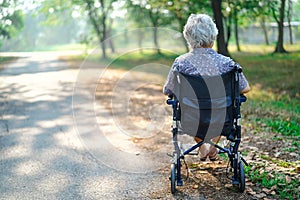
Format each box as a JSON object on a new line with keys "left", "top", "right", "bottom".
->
{"left": 234, "top": 63, "right": 243, "bottom": 73}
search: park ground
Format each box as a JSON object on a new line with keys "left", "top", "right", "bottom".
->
{"left": 65, "top": 44, "right": 299, "bottom": 200}
{"left": 0, "top": 44, "right": 299, "bottom": 199}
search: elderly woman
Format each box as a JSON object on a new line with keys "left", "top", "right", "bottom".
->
{"left": 163, "top": 14, "right": 250, "bottom": 161}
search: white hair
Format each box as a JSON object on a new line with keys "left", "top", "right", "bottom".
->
{"left": 183, "top": 14, "right": 218, "bottom": 49}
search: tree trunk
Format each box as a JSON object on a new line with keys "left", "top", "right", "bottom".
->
{"left": 153, "top": 26, "right": 161, "bottom": 54}
{"left": 233, "top": 8, "right": 241, "bottom": 51}
{"left": 211, "top": 0, "right": 230, "bottom": 57}
{"left": 137, "top": 28, "right": 143, "bottom": 53}
{"left": 288, "top": 21, "right": 293, "bottom": 45}
{"left": 287, "top": 0, "right": 293, "bottom": 44}
{"left": 100, "top": 0, "right": 107, "bottom": 58}
{"left": 274, "top": 0, "right": 287, "bottom": 53}
{"left": 107, "top": 18, "right": 115, "bottom": 53}
{"left": 225, "top": 15, "right": 231, "bottom": 49}
{"left": 260, "top": 17, "right": 269, "bottom": 45}
{"left": 149, "top": 11, "right": 161, "bottom": 55}
{"left": 178, "top": 19, "right": 189, "bottom": 52}
{"left": 182, "top": 34, "right": 189, "bottom": 52}
{"left": 86, "top": 0, "right": 107, "bottom": 58}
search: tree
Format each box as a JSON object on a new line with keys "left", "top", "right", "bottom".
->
{"left": 39, "top": 0, "right": 116, "bottom": 58}
{"left": 227, "top": 0, "right": 247, "bottom": 52}
{"left": 125, "top": 1, "right": 150, "bottom": 52}
{"left": 147, "top": 2, "right": 163, "bottom": 54}
{"left": 0, "top": 0, "right": 24, "bottom": 47}
{"left": 211, "top": 0, "right": 230, "bottom": 57}
{"left": 243, "top": 0, "right": 273, "bottom": 46}
{"left": 272, "top": 0, "right": 287, "bottom": 53}
{"left": 162, "top": 0, "right": 211, "bottom": 52}
{"left": 223, "top": 1, "right": 232, "bottom": 51}
{"left": 126, "top": 0, "right": 173, "bottom": 55}
{"left": 84, "top": 0, "right": 117, "bottom": 58}
{"left": 260, "top": 15, "right": 270, "bottom": 45}
{"left": 287, "top": 0, "right": 293, "bottom": 44}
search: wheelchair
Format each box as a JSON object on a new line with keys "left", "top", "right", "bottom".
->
{"left": 166, "top": 65, "right": 248, "bottom": 194}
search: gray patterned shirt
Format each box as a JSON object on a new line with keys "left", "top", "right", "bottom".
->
{"left": 163, "top": 48, "right": 249, "bottom": 95}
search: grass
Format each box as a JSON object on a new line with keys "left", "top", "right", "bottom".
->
{"left": 0, "top": 56, "right": 18, "bottom": 63}
{"left": 266, "top": 118, "right": 299, "bottom": 137}
{"left": 0, "top": 56, "right": 19, "bottom": 71}
{"left": 232, "top": 48, "right": 300, "bottom": 97}
{"left": 108, "top": 50, "right": 177, "bottom": 70}
{"left": 245, "top": 165, "right": 299, "bottom": 200}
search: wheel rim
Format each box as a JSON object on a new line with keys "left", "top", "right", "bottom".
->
{"left": 238, "top": 161, "right": 245, "bottom": 192}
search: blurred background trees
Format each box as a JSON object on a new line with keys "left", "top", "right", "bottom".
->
{"left": 1, "top": 0, "right": 300, "bottom": 56}
{"left": 0, "top": 0, "right": 24, "bottom": 48}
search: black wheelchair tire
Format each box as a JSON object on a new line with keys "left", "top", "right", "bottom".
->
{"left": 238, "top": 161, "right": 245, "bottom": 192}
{"left": 171, "top": 163, "right": 176, "bottom": 194}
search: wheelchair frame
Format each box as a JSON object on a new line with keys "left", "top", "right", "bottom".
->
{"left": 166, "top": 65, "right": 248, "bottom": 194}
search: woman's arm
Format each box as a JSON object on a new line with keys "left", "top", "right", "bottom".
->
{"left": 241, "top": 83, "right": 251, "bottom": 94}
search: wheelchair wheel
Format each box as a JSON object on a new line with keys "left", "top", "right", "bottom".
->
{"left": 238, "top": 161, "right": 245, "bottom": 192}
{"left": 170, "top": 163, "right": 176, "bottom": 194}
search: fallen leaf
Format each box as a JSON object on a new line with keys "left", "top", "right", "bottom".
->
{"left": 246, "top": 188, "right": 256, "bottom": 196}
{"left": 246, "top": 181, "right": 255, "bottom": 186}
{"left": 285, "top": 175, "right": 292, "bottom": 184}
{"left": 199, "top": 171, "right": 208, "bottom": 174}
{"left": 262, "top": 188, "right": 271, "bottom": 194}
{"left": 277, "top": 182, "right": 286, "bottom": 187}
{"left": 259, "top": 169, "right": 265, "bottom": 174}
{"left": 254, "top": 193, "right": 267, "bottom": 198}
{"left": 193, "top": 184, "right": 199, "bottom": 189}
{"left": 268, "top": 173, "right": 275, "bottom": 179}
{"left": 289, "top": 152, "right": 298, "bottom": 157}
{"left": 270, "top": 185, "right": 277, "bottom": 191}
{"left": 274, "top": 152, "right": 281, "bottom": 157}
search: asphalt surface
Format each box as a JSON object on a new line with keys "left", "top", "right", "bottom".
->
{"left": 0, "top": 52, "right": 170, "bottom": 200}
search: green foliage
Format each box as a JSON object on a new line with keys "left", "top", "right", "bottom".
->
{"left": 0, "top": 0, "right": 24, "bottom": 45}
{"left": 266, "top": 119, "right": 300, "bottom": 137}
{"left": 245, "top": 165, "right": 299, "bottom": 200}
{"left": 37, "top": 0, "right": 74, "bottom": 26}
{"left": 126, "top": 0, "right": 211, "bottom": 35}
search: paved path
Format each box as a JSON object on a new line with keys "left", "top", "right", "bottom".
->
{"left": 0, "top": 52, "right": 169, "bottom": 199}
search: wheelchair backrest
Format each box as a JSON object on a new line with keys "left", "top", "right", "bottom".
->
{"left": 173, "top": 69, "right": 239, "bottom": 140}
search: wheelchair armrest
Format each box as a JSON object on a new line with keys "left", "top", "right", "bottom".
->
{"left": 166, "top": 95, "right": 178, "bottom": 106}
{"left": 166, "top": 94, "right": 175, "bottom": 105}
{"left": 166, "top": 98, "right": 174, "bottom": 105}
{"left": 238, "top": 94, "right": 247, "bottom": 103}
